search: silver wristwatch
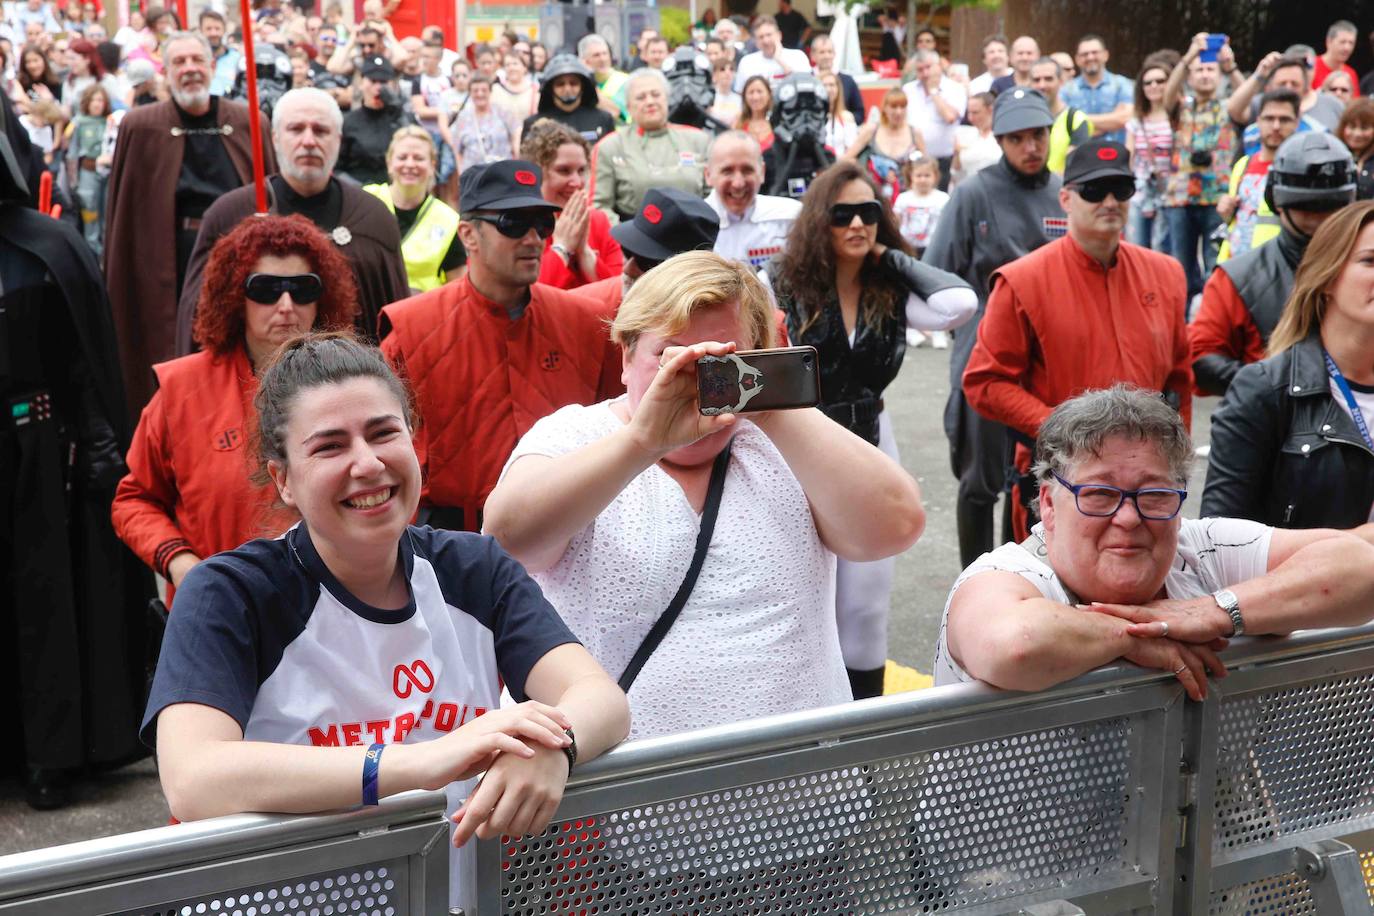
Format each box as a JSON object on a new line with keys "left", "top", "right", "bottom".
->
{"left": 1213, "top": 588, "right": 1244, "bottom": 637}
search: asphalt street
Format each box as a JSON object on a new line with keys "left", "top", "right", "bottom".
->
{"left": 0, "top": 341, "right": 1218, "bottom": 857}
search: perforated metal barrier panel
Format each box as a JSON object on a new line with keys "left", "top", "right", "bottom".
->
{"left": 496, "top": 718, "right": 1151, "bottom": 914}
{"left": 1205, "top": 662, "right": 1374, "bottom": 914}
{"left": 114, "top": 862, "right": 406, "bottom": 916}
{"left": 1212, "top": 676, "right": 1374, "bottom": 855}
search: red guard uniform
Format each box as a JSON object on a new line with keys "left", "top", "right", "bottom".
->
{"left": 379, "top": 275, "right": 620, "bottom": 531}
{"left": 112, "top": 347, "right": 293, "bottom": 606}
{"left": 1187, "top": 268, "right": 1268, "bottom": 396}
{"left": 963, "top": 233, "right": 1193, "bottom": 539}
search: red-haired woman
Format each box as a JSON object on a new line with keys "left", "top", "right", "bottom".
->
{"left": 59, "top": 38, "right": 122, "bottom": 117}
{"left": 112, "top": 215, "right": 359, "bottom": 605}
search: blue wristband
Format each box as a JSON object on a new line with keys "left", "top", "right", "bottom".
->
{"left": 362, "top": 743, "right": 384, "bottom": 806}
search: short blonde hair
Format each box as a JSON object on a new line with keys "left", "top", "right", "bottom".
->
{"left": 612, "top": 251, "right": 777, "bottom": 353}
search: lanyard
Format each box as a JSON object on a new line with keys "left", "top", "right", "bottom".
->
{"left": 1324, "top": 350, "right": 1374, "bottom": 451}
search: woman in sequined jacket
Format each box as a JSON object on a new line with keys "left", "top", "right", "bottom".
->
{"left": 766, "top": 160, "right": 977, "bottom": 698}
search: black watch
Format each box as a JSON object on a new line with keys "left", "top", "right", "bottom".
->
{"left": 562, "top": 726, "right": 577, "bottom": 774}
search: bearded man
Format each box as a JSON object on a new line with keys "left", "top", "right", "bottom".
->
{"left": 104, "top": 31, "right": 274, "bottom": 419}
{"left": 174, "top": 88, "right": 408, "bottom": 350}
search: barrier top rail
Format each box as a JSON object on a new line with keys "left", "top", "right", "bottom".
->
{"left": 0, "top": 782, "right": 448, "bottom": 902}
{"left": 2, "top": 622, "right": 1373, "bottom": 908}
{"left": 561, "top": 621, "right": 1374, "bottom": 789}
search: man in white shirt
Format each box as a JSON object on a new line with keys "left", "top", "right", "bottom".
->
{"left": 967, "top": 33, "right": 1011, "bottom": 96}
{"left": 904, "top": 49, "right": 967, "bottom": 190}
{"left": 703, "top": 130, "right": 801, "bottom": 271}
{"left": 733, "top": 16, "right": 811, "bottom": 92}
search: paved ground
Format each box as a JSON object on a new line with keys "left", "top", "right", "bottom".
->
{"left": 0, "top": 342, "right": 1217, "bottom": 857}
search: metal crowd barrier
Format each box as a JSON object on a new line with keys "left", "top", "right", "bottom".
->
{"left": 4, "top": 624, "right": 1374, "bottom": 915}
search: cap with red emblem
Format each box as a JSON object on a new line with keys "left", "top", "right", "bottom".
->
{"left": 459, "top": 159, "right": 560, "bottom": 213}
{"left": 611, "top": 188, "right": 720, "bottom": 263}
{"left": 1062, "top": 139, "right": 1133, "bottom": 185}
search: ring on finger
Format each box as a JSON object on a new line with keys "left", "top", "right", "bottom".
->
{"left": 1160, "top": 622, "right": 1169, "bottom": 637}
{"left": 1173, "top": 664, "right": 1187, "bottom": 675}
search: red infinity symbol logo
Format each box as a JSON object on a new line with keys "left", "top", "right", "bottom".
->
{"left": 393, "top": 659, "right": 435, "bottom": 698}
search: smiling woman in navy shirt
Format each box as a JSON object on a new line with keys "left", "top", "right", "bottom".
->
{"left": 142, "top": 332, "right": 629, "bottom": 913}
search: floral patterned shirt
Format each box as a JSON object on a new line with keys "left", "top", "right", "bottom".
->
{"left": 1164, "top": 95, "right": 1234, "bottom": 207}
{"left": 1159, "top": 98, "right": 1236, "bottom": 210}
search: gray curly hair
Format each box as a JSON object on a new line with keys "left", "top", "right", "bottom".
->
{"left": 1032, "top": 385, "right": 1193, "bottom": 486}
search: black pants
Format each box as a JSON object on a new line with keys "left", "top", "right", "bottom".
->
{"left": 0, "top": 419, "right": 85, "bottom": 770}
{"left": 936, "top": 155, "right": 953, "bottom": 193}
{"left": 947, "top": 389, "right": 1010, "bottom": 567}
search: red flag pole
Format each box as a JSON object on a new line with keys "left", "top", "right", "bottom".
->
{"left": 239, "top": 0, "right": 269, "bottom": 213}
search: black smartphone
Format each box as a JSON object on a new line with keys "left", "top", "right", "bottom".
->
{"left": 697, "top": 346, "right": 822, "bottom": 415}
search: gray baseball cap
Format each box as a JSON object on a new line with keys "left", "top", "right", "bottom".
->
{"left": 992, "top": 87, "right": 1053, "bottom": 136}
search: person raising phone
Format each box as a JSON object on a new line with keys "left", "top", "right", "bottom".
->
{"left": 482, "top": 250, "right": 925, "bottom": 742}
{"left": 143, "top": 333, "right": 630, "bottom": 915}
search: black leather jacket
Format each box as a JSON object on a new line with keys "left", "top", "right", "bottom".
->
{"left": 1202, "top": 332, "right": 1374, "bottom": 528}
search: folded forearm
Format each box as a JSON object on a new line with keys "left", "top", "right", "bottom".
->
{"left": 557, "top": 674, "right": 630, "bottom": 763}
{"left": 962, "top": 599, "right": 1135, "bottom": 691}
{"left": 1235, "top": 536, "right": 1374, "bottom": 634}
{"left": 166, "top": 741, "right": 379, "bottom": 820}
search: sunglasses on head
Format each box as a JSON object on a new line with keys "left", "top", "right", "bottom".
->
{"left": 830, "top": 200, "right": 883, "bottom": 227}
{"left": 467, "top": 209, "right": 557, "bottom": 240}
{"left": 244, "top": 272, "right": 323, "bottom": 304}
{"left": 1072, "top": 177, "right": 1135, "bottom": 203}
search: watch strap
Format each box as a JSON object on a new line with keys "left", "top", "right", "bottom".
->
{"left": 562, "top": 727, "right": 577, "bottom": 774}
{"left": 1214, "top": 588, "right": 1244, "bottom": 637}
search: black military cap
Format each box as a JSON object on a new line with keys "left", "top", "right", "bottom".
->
{"left": 1063, "top": 139, "right": 1133, "bottom": 185}
{"left": 360, "top": 54, "right": 396, "bottom": 81}
{"left": 611, "top": 188, "right": 720, "bottom": 262}
{"left": 459, "top": 160, "right": 559, "bottom": 212}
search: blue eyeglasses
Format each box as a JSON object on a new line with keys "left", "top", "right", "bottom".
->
{"left": 1051, "top": 471, "right": 1187, "bottom": 520}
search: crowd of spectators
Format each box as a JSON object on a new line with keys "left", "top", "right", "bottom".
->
{"left": 6, "top": 4, "right": 1374, "bottom": 909}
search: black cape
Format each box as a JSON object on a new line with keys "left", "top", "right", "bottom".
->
{"left": 0, "top": 203, "right": 153, "bottom": 772}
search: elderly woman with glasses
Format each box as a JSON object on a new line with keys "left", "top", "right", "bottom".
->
{"left": 112, "top": 215, "right": 359, "bottom": 606}
{"left": 935, "top": 384, "right": 1374, "bottom": 701}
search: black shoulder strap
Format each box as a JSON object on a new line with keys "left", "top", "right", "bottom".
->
{"left": 618, "top": 438, "right": 733, "bottom": 692}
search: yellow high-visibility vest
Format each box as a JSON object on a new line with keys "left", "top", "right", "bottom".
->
{"left": 364, "top": 184, "right": 461, "bottom": 292}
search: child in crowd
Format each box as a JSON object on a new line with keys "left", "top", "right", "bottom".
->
{"left": 19, "top": 98, "right": 61, "bottom": 166}
{"left": 893, "top": 154, "right": 951, "bottom": 347}
{"left": 709, "top": 58, "right": 741, "bottom": 128}
{"left": 67, "top": 83, "right": 110, "bottom": 254}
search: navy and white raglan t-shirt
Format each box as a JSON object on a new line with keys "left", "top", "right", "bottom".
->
{"left": 141, "top": 522, "right": 579, "bottom": 911}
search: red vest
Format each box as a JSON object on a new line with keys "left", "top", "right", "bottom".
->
{"left": 112, "top": 347, "right": 293, "bottom": 604}
{"left": 379, "top": 275, "right": 617, "bottom": 530}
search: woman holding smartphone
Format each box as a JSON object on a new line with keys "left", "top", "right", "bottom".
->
{"left": 483, "top": 250, "right": 925, "bottom": 737}
{"left": 144, "top": 333, "right": 629, "bottom": 914}
{"left": 765, "top": 161, "right": 976, "bottom": 698}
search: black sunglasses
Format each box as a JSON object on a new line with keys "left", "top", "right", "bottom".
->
{"left": 1072, "top": 178, "right": 1135, "bottom": 203}
{"left": 830, "top": 200, "right": 883, "bottom": 227}
{"left": 244, "top": 272, "right": 323, "bottom": 304}
{"left": 467, "top": 210, "right": 557, "bottom": 240}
